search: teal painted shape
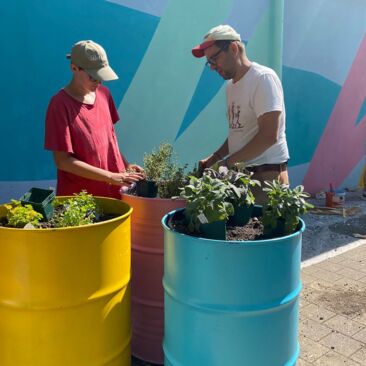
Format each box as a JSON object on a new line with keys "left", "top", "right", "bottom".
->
{"left": 173, "top": 87, "right": 228, "bottom": 170}
{"left": 356, "top": 97, "right": 366, "bottom": 126}
{"left": 175, "top": 69, "right": 225, "bottom": 140}
{"left": 116, "top": 0, "right": 234, "bottom": 165}
{"left": 283, "top": 66, "right": 341, "bottom": 166}
{"left": 0, "top": 0, "right": 159, "bottom": 181}
{"left": 245, "top": 0, "right": 284, "bottom": 78}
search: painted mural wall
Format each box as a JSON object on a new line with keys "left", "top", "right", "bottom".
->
{"left": 0, "top": 0, "right": 365, "bottom": 202}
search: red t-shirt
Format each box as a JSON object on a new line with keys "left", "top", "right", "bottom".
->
{"left": 44, "top": 85, "right": 126, "bottom": 198}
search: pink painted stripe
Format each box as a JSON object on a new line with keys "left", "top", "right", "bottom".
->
{"left": 303, "top": 33, "right": 366, "bottom": 193}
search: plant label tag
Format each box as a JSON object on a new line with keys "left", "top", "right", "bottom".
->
{"left": 197, "top": 213, "right": 208, "bottom": 224}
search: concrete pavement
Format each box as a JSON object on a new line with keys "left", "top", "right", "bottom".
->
{"left": 298, "top": 242, "right": 366, "bottom": 365}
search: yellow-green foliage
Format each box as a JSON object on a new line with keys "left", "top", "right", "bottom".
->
{"left": 52, "top": 191, "right": 101, "bottom": 228}
{"left": 5, "top": 200, "right": 43, "bottom": 228}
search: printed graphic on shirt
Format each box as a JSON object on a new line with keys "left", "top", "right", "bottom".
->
{"left": 227, "top": 102, "right": 244, "bottom": 129}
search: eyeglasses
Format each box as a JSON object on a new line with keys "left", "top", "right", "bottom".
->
{"left": 205, "top": 47, "right": 225, "bottom": 67}
{"left": 205, "top": 43, "right": 230, "bottom": 67}
{"left": 78, "top": 67, "right": 99, "bottom": 82}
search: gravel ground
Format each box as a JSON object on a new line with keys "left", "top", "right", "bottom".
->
{"left": 302, "top": 190, "right": 366, "bottom": 261}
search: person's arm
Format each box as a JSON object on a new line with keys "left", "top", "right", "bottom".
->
{"left": 225, "top": 111, "right": 281, "bottom": 166}
{"left": 53, "top": 151, "right": 143, "bottom": 186}
{"left": 199, "top": 139, "right": 229, "bottom": 170}
{"left": 120, "top": 154, "right": 144, "bottom": 173}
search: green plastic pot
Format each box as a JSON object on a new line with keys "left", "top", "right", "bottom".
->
{"left": 20, "top": 187, "right": 55, "bottom": 221}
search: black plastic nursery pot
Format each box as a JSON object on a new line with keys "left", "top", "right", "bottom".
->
{"left": 263, "top": 217, "right": 287, "bottom": 238}
{"left": 20, "top": 187, "right": 55, "bottom": 221}
{"left": 227, "top": 203, "right": 254, "bottom": 226}
{"left": 136, "top": 180, "right": 158, "bottom": 198}
{"left": 199, "top": 220, "right": 226, "bottom": 240}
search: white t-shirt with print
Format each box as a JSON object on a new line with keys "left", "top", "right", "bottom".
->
{"left": 226, "top": 62, "right": 289, "bottom": 166}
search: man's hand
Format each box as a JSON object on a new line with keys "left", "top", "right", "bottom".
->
{"left": 198, "top": 153, "right": 219, "bottom": 173}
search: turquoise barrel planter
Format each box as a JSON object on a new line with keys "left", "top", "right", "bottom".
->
{"left": 162, "top": 208, "right": 304, "bottom": 366}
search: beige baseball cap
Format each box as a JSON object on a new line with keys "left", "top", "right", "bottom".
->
{"left": 66, "top": 40, "right": 118, "bottom": 81}
{"left": 192, "top": 25, "right": 241, "bottom": 58}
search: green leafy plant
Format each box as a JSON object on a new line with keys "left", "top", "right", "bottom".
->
{"left": 178, "top": 173, "right": 234, "bottom": 233}
{"left": 5, "top": 200, "right": 43, "bottom": 228}
{"left": 205, "top": 167, "right": 260, "bottom": 206}
{"left": 141, "top": 142, "right": 187, "bottom": 198}
{"left": 262, "top": 180, "right": 313, "bottom": 235}
{"left": 52, "top": 191, "right": 102, "bottom": 228}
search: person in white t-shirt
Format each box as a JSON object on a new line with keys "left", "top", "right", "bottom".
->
{"left": 192, "top": 25, "right": 289, "bottom": 203}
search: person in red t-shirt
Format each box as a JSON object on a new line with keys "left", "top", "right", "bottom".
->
{"left": 45, "top": 40, "right": 143, "bottom": 199}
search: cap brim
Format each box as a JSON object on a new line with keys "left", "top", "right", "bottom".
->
{"left": 86, "top": 65, "right": 119, "bottom": 82}
{"left": 192, "top": 40, "right": 215, "bottom": 58}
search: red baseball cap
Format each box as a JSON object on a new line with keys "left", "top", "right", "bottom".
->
{"left": 192, "top": 25, "right": 241, "bottom": 58}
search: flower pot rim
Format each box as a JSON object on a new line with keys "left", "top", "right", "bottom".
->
{"left": 121, "top": 193, "right": 185, "bottom": 203}
{"left": 0, "top": 196, "right": 132, "bottom": 232}
{"left": 162, "top": 208, "right": 305, "bottom": 246}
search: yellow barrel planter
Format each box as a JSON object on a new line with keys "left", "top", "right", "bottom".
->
{"left": 0, "top": 197, "right": 132, "bottom": 366}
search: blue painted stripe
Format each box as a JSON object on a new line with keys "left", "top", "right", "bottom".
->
{"left": 356, "top": 97, "right": 366, "bottom": 126}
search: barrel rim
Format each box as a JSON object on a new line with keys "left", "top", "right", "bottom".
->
{"left": 162, "top": 208, "right": 305, "bottom": 245}
{"left": 121, "top": 193, "right": 186, "bottom": 203}
{"left": 0, "top": 196, "right": 133, "bottom": 232}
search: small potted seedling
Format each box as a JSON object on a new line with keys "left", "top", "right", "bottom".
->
{"left": 262, "top": 180, "right": 313, "bottom": 237}
{"left": 50, "top": 190, "right": 103, "bottom": 228}
{"left": 177, "top": 172, "right": 234, "bottom": 240}
{"left": 133, "top": 142, "right": 187, "bottom": 198}
{"left": 205, "top": 167, "right": 260, "bottom": 226}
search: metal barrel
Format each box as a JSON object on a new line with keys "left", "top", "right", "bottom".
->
{"left": 162, "top": 209, "right": 304, "bottom": 366}
{"left": 121, "top": 195, "right": 185, "bottom": 364}
{"left": 0, "top": 197, "right": 132, "bottom": 366}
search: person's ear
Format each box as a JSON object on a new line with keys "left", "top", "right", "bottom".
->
{"left": 70, "top": 63, "right": 79, "bottom": 72}
{"left": 230, "top": 42, "right": 239, "bottom": 55}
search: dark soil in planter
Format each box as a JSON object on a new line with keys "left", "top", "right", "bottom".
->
{"left": 226, "top": 217, "right": 264, "bottom": 241}
{"left": 167, "top": 210, "right": 265, "bottom": 241}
